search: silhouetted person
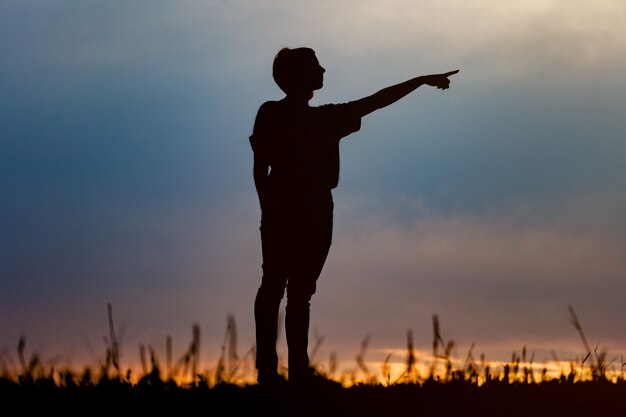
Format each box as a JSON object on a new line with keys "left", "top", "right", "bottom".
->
{"left": 250, "top": 47, "right": 458, "bottom": 385}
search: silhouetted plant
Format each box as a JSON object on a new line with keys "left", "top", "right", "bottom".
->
{"left": 3, "top": 304, "right": 625, "bottom": 397}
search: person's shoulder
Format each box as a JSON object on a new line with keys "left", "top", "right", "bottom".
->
{"left": 251, "top": 101, "right": 282, "bottom": 140}
{"left": 316, "top": 103, "right": 339, "bottom": 110}
{"left": 316, "top": 101, "right": 358, "bottom": 111}
{"left": 255, "top": 100, "right": 283, "bottom": 122}
{"left": 315, "top": 101, "right": 360, "bottom": 117}
{"left": 258, "top": 100, "right": 281, "bottom": 113}
{"left": 259, "top": 100, "right": 279, "bottom": 108}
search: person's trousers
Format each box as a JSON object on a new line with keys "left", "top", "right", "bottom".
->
{"left": 254, "top": 197, "right": 333, "bottom": 381}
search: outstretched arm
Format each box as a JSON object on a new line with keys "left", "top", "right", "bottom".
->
{"left": 352, "top": 70, "right": 459, "bottom": 117}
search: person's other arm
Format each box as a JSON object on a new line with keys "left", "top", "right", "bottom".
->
{"left": 250, "top": 101, "right": 275, "bottom": 211}
{"left": 351, "top": 70, "right": 459, "bottom": 117}
{"left": 253, "top": 155, "right": 269, "bottom": 210}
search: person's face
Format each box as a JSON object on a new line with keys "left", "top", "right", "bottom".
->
{"left": 299, "top": 53, "right": 325, "bottom": 91}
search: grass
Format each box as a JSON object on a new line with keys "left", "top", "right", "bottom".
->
{"left": 1, "top": 304, "right": 625, "bottom": 416}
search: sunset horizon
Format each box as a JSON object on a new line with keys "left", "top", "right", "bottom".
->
{"left": 2, "top": 0, "right": 625, "bottom": 395}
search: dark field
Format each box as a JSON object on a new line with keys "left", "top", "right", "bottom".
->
{"left": 2, "top": 374, "right": 625, "bottom": 416}
{"left": 2, "top": 306, "right": 624, "bottom": 416}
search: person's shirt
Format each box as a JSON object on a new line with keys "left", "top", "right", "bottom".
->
{"left": 249, "top": 99, "right": 361, "bottom": 202}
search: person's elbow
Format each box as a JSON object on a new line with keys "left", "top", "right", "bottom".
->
{"left": 253, "top": 160, "right": 269, "bottom": 184}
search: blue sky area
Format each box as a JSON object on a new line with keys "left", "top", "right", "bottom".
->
{"left": 2, "top": 1, "right": 625, "bottom": 374}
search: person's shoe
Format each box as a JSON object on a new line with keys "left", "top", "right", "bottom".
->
{"left": 257, "top": 371, "right": 287, "bottom": 388}
{"left": 289, "top": 367, "right": 341, "bottom": 389}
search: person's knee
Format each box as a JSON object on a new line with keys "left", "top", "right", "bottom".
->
{"left": 286, "top": 283, "right": 316, "bottom": 308}
{"left": 257, "top": 280, "right": 286, "bottom": 304}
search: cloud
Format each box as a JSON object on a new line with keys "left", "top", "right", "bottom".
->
{"left": 212, "top": 0, "right": 626, "bottom": 83}
{"left": 2, "top": 0, "right": 625, "bottom": 370}
{"left": 312, "top": 193, "right": 626, "bottom": 354}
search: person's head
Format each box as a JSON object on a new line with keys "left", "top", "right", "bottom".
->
{"left": 273, "top": 47, "right": 325, "bottom": 98}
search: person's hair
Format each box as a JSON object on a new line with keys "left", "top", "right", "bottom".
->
{"left": 272, "top": 47, "right": 316, "bottom": 94}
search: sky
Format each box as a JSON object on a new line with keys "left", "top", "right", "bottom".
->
{"left": 2, "top": 0, "right": 625, "bottom": 377}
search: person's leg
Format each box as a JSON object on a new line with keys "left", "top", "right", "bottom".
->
{"left": 285, "top": 200, "right": 333, "bottom": 381}
{"left": 285, "top": 279, "right": 319, "bottom": 379}
{"left": 255, "top": 220, "right": 288, "bottom": 383}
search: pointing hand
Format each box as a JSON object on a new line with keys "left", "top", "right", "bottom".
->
{"left": 425, "top": 69, "right": 459, "bottom": 90}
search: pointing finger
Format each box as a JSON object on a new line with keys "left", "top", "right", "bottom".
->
{"left": 444, "top": 69, "right": 459, "bottom": 77}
